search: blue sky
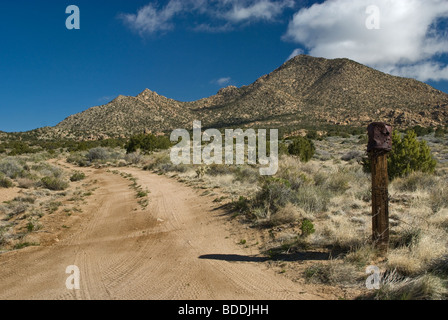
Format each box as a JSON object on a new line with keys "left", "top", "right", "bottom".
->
{"left": 1, "top": 0, "right": 447, "bottom": 132}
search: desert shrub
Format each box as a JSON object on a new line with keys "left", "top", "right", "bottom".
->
{"left": 358, "top": 134, "right": 368, "bottom": 145}
{"left": 13, "top": 196, "right": 36, "bottom": 204}
{"left": 287, "top": 172, "right": 312, "bottom": 190}
{"left": 362, "top": 130, "right": 437, "bottom": 180}
{"left": 0, "top": 175, "right": 14, "bottom": 188}
{"left": 7, "top": 141, "right": 35, "bottom": 155}
{"left": 70, "top": 171, "right": 86, "bottom": 182}
{"left": 142, "top": 152, "right": 172, "bottom": 171}
{"left": 434, "top": 127, "right": 445, "bottom": 138}
{"left": 326, "top": 171, "right": 351, "bottom": 194}
{"left": 32, "top": 163, "right": 63, "bottom": 178}
{"left": 429, "top": 186, "right": 448, "bottom": 213}
{"left": 0, "top": 158, "right": 24, "bottom": 178}
{"left": 295, "top": 185, "right": 331, "bottom": 213}
{"left": 40, "top": 176, "right": 69, "bottom": 191}
{"left": 232, "top": 196, "right": 250, "bottom": 214}
{"left": 46, "top": 201, "right": 62, "bottom": 214}
{"left": 288, "top": 137, "right": 315, "bottom": 163}
{"left": 66, "top": 152, "right": 90, "bottom": 167}
{"left": 158, "top": 162, "right": 189, "bottom": 173}
{"left": 255, "top": 178, "right": 297, "bottom": 216}
{"left": 410, "top": 125, "right": 433, "bottom": 137}
{"left": 304, "top": 261, "right": 359, "bottom": 286}
{"left": 341, "top": 150, "right": 363, "bottom": 162}
{"left": 306, "top": 130, "right": 318, "bottom": 140}
{"left": 206, "top": 164, "right": 234, "bottom": 176}
{"left": 316, "top": 150, "right": 332, "bottom": 161}
{"left": 270, "top": 203, "right": 303, "bottom": 225}
{"left": 87, "top": 147, "right": 109, "bottom": 162}
{"left": 125, "top": 152, "right": 142, "bottom": 165}
{"left": 3, "top": 201, "right": 29, "bottom": 217}
{"left": 16, "top": 178, "right": 36, "bottom": 189}
{"left": 233, "top": 166, "right": 259, "bottom": 184}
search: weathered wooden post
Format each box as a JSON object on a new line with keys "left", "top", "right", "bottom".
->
{"left": 367, "top": 122, "right": 392, "bottom": 253}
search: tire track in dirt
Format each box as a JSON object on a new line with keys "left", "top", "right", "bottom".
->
{"left": 0, "top": 166, "right": 326, "bottom": 300}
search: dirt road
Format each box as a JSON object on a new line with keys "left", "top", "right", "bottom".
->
{"left": 0, "top": 167, "right": 324, "bottom": 300}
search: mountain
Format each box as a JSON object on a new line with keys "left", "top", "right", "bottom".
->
{"left": 51, "top": 55, "right": 448, "bottom": 140}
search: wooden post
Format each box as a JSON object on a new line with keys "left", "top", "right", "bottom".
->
{"left": 367, "top": 123, "right": 392, "bottom": 253}
{"left": 370, "top": 151, "right": 389, "bottom": 252}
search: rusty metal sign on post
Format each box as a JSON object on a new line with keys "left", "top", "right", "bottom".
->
{"left": 367, "top": 122, "right": 392, "bottom": 253}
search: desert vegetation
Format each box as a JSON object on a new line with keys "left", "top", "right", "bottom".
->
{"left": 1, "top": 124, "right": 447, "bottom": 299}
{"left": 118, "top": 129, "right": 448, "bottom": 300}
{"left": 0, "top": 153, "right": 97, "bottom": 252}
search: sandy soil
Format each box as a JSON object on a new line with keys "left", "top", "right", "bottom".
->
{"left": 0, "top": 187, "right": 21, "bottom": 203}
{"left": 0, "top": 166, "right": 332, "bottom": 300}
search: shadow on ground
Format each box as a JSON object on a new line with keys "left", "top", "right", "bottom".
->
{"left": 199, "top": 251, "right": 330, "bottom": 263}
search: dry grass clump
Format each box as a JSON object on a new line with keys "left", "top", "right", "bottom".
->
{"left": 143, "top": 151, "right": 190, "bottom": 174}
{"left": 270, "top": 202, "right": 305, "bottom": 225}
{"left": 387, "top": 230, "right": 447, "bottom": 276}
{"left": 392, "top": 171, "right": 439, "bottom": 193}
{"left": 304, "top": 260, "right": 361, "bottom": 287}
{"left": 374, "top": 273, "right": 447, "bottom": 300}
{"left": 429, "top": 185, "right": 448, "bottom": 213}
{"left": 16, "top": 178, "right": 35, "bottom": 189}
{"left": 313, "top": 214, "right": 370, "bottom": 250}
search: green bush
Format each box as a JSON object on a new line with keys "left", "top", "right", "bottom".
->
{"left": 7, "top": 141, "right": 36, "bottom": 155}
{"left": 434, "top": 127, "right": 445, "bottom": 138}
{"left": 70, "top": 171, "right": 86, "bottom": 182}
{"left": 410, "top": 125, "right": 433, "bottom": 137}
{"left": 363, "top": 130, "right": 437, "bottom": 180}
{"left": 255, "top": 178, "right": 296, "bottom": 215}
{"left": 125, "top": 134, "right": 171, "bottom": 154}
{"left": 288, "top": 137, "right": 315, "bottom": 162}
{"left": 300, "top": 219, "right": 315, "bottom": 238}
{"left": 233, "top": 196, "right": 250, "bottom": 214}
{"left": 305, "top": 130, "right": 318, "bottom": 140}
{"left": 40, "top": 176, "right": 69, "bottom": 191}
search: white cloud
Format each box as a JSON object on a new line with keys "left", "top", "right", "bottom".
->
{"left": 121, "top": 0, "right": 295, "bottom": 35}
{"left": 287, "top": 48, "right": 304, "bottom": 61}
{"left": 387, "top": 62, "right": 448, "bottom": 82}
{"left": 214, "top": 77, "right": 232, "bottom": 86}
{"left": 283, "top": 0, "right": 448, "bottom": 81}
{"left": 119, "top": 0, "right": 184, "bottom": 35}
{"left": 223, "top": 0, "right": 295, "bottom": 23}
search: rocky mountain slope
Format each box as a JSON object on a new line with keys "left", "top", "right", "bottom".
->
{"left": 51, "top": 55, "right": 448, "bottom": 139}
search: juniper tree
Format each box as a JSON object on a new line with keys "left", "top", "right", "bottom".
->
{"left": 363, "top": 130, "right": 437, "bottom": 180}
{"left": 288, "top": 136, "right": 315, "bottom": 163}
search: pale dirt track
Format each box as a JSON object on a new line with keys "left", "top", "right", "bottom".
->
{"left": 0, "top": 167, "right": 324, "bottom": 300}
